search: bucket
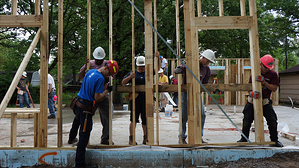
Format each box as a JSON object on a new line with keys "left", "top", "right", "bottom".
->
{"left": 123, "top": 104, "right": 128, "bottom": 111}
{"left": 165, "top": 104, "right": 173, "bottom": 117}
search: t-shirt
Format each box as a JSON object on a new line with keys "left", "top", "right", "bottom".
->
{"left": 249, "top": 69, "right": 279, "bottom": 99}
{"left": 178, "top": 63, "right": 211, "bottom": 85}
{"left": 172, "top": 78, "right": 178, "bottom": 97}
{"left": 161, "top": 58, "right": 167, "bottom": 68}
{"left": 80, "top": 60, "right": 107, "bottom": 72}
{"left": 80, "top": 60, "right": 108, "bottom": 89}
{"left": 172, "top": 78, "right": 178, "bottom": 85}
{"left": 159, "top": 75, "right": 169, "bottom": 84}
{"left": 18, "top": 78, "right": 29, "bottom": 91}
{"left": 77, "top": 69, "right": 105, "bottom": 102}
{"left": 48, "top": 74, "right": 55, "bottom": 90}
{"left": 125, "top": 70, "right": 145, "bottom": 100}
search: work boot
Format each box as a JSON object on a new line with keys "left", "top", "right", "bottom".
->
{"left": 143, "top": 135, "right": 148, "bottom": 145}
{"left": 181, "top": 139, "right": 187, "bottom": 144}
{"left": 47, "top": 115, "right": 56, "bottom": 119}
{"left": 271, "top": 141, "right": 283, "bottom": 147}
{"left": 129, "top": 135, "right": 137, "bottom": 145}
{"left": 101, "top": 138, "right": 114, "bottom": 145}
{"left": 237, "top": 138, "right": 247, "bottom": 142}
{"left": 238, "top": 120, "right": 251, "bottom": 142}
{"left": 68, "top": 138, "right": 78, "bottom": 144}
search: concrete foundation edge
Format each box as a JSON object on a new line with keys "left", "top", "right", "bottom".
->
{"left": 0, "top": 148, "right": 297, "bottom": 167}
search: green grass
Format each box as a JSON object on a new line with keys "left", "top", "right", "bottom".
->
{"left": 63, "top": 92, "right": 79, "bottom": 105}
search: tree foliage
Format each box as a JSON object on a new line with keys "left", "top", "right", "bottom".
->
{"left": 0, "top": 0, "right": 298, "bottom": 105}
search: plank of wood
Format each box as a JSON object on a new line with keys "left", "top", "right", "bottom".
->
{"left": 0, "top": 15, "right": 43, "bottom": 27}
{"left": 4, "top": 108, "right": 40, "bottom": 113}
{"left": 281, "top": 132, "right": 296, "bottom": 141}
{"left": 117, "top": 83, "right": 252, "bottom": 93}
{"left": 194, "top": 16, "right": 253, "bottom": 30}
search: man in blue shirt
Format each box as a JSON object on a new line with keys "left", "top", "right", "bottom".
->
{"left": 74, "top": 60, "right": 118, "bottom": 167}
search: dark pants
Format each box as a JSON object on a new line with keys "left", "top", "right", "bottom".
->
{"left": 74, "top": 99, "right": 93, "bottom": 167}
{"left": 96, "top": 97, "right": 111, "bottom": 141}
{"left": 240, "top": 99, "right": 278, "bottom": 142}
{"left": 69, "top": 97, "right": 112, "bottom": 142}
{"left": 129, "top": 96, "right": 146, "bottom": 125}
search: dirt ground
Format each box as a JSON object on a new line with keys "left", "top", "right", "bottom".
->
{"left": 16, "top": 152, "right": 299, "bottom": 168}
{"left": 209, "top": 151, "right": 299, "bottom": 168}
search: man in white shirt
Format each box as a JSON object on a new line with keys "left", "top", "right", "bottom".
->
{"left": 38, "top": 70, "right": 56, "bottom": 119}
{"left": 160, "top": 55, "right": 168, "bottom": 75}
{"left": 47, "top": 73, "right": 56, "bottom": 119}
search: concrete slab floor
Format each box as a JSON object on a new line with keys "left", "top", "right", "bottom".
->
{"left": 0, "top": 105, "right": 298, "bottom": 147}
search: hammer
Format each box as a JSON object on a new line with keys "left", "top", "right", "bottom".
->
{"left": 83, "top": 111, "right": 92, "bottom": 132}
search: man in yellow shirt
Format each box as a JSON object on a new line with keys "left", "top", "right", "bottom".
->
{"left": 158, "top": 68, "right": 168, "bottom": 85}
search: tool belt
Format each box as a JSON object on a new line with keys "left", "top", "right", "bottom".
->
{"left": 70, "top": 97, "right": 96, "bottom": 115}
{"left": 247, "top": 96, "right": 270, "bottom": 106}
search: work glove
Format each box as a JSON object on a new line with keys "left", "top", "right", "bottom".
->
{"left": 249, "top": 91, "right": 261, "bottom": 99}
{"left": 256, "top": 75, "right": 265, "bottom": 85}
{"left": 106, "top": 86, "right": 113, "bottom": 92}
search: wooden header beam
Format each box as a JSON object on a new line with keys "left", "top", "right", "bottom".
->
{"left": 195, "top": 16, "right": 253, "bottom": 29}
{"left": 0, "top": 15, "right": 43, "bottom": 27}
{"left": 117, "top": 83, "right": 252, "bottom": 93}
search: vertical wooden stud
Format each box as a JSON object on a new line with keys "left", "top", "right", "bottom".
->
{"left": 154, "top": 0, "right": 159, "bottom": 145}
{"left": 176, "top": 0, "right": 183, "bottom": 145}
{"left": 87, "top": 0, "right": 91, "bottom": 70}
{"left": 109, "top": 0, "right": 113, "bottom": 146}
{"left": 39, "top": 0, "right": 49, "bottom": 147}
{"left": 219, "top": 0, "right": 224, "bottom": 16}
{"left": 144, "top": 0, "right": 154, "bottom": 145}
{"left": 35, "top": 0, "right": 41, "bottom": 15}
{"left": 11, "top": 0, "right": 17, "bottom": 15}
{"left": 249, "top": 0, "right": 264, "bottom": 143}
{"left": 11, "top": 113, "right": 17, "bottom": 147}
{"left": 131, "top": 0, "right": 137, "bottom": 146}
{"left": 57, "top": 0, "right": 64, "bottom": 147}
{"left": 240, "top": 0, "right": 246, "bottom": 16}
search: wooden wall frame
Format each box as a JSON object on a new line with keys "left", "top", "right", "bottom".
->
{"left": 0, "top": 0, "right": 272, "bottom": 148}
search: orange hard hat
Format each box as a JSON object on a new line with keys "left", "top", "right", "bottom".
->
{"left": 260, "top": 54, "right": 274, "bottom": 69}
{"left": 106, "top": 60, "right": 119, "bottom": 75}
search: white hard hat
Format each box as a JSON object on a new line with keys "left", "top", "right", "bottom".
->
{"left": 136, "top": 56, "right": 145, "bottom": 66}
{"left": 93, "top": 47, "right": 106, "bottom": 60}
{"left": 38, "top": 69, "right": 40, "bottom": 74}
{"left": 22, "top": 71, "right": 27, "bottom": 77}
{"left": 158, "top": 68, "right": 163, "bottom": 73}
{"left": 200, "top": 49, "right": 215, "bottom": 63}
{"left": 169, "top": 75, "right": 174, "bottom": 80}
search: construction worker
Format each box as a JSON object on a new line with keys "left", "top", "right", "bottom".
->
{"left": 158, "top": 68, "right": 168, "bottom": 85}
{"left": 68, "top": 46, "right": 114, "bottom": 145}
{"left": 38, "top": 69, "right": 56, "bottom": 119}
{"left": 169, "top": 75, "right": 178, "bottom": 108}
{"left": 175, "top": 49, "right": 215, "bottom": 144}
{"left": 237, "top": 54, "right": 283, "bottom": 147}
{"left": 74, "top": 60, "right": 118, "bottom": 167}
{"left": 159, "top": 53, "right": 168, "bottom": 75}
{"left": 122, "top": 56, "right": 148, "bottom": 145}
{"left": 16, "top": 71, "right": 31, "bottom": 108}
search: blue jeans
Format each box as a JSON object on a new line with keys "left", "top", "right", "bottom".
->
{"left": 18, "top": 91, "right": 30, "bottom": 108}
{"left": 48, "top": 90, "right": 56, "bottom": 116}
{"left": 180, "top": 92, "right": 206, "bottom": 140}
{"left": 163, "top": 67, "right": 168, "bottom": 76}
